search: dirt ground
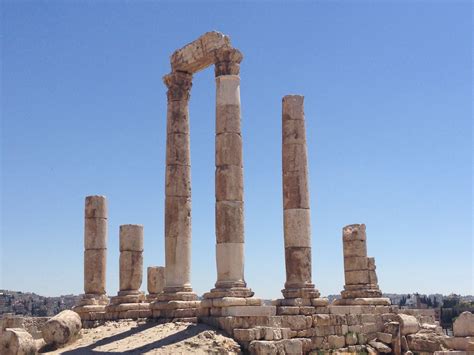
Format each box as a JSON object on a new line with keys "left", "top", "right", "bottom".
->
{"left": 40, "top": 320, "right": 242, "bottom": 354}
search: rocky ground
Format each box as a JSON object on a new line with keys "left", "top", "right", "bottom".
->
{"left": 39, "top": 320, "right": 242, "bottom": 354}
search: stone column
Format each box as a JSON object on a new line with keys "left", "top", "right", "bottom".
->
{"left": 335, "top": 224, "right": 389, "bottom": 305}
{"left": 118, "top": 225, "right": 145, "bottom": 300}
{"left": 162, "top": 71, "right": 195, "bottom": 296}
{"left": 73, "top": 195, "right": 109, "bottom": 318}
{"left": 210, "top": 49, "right": 252, "bottom": 298}
{"left": 83, "top": 195, "right": 109, "bottom": 303}
{"left": 147, "top": 266, "right": 165, "bottom": 301}
{"left": 281, "top": 96, "right": 320, "bottom": 299}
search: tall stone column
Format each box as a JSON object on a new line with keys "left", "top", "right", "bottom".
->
{"left": 74, "top": 195, "right": 109, "bottom": 318}
{"left": 281, "top": 96, "right": 320, "bottom": 299}
{"left": 162, "top": 71, "right": 195, "bottom": 295}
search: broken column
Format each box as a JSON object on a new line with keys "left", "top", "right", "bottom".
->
{"left": 73, "top": 195, "right": 109, "bottom": 319}
{"left": 147, "top": 266, "right": 165, "bottom": 301}
{"left": 335, "top": 224, "right": 390, "bottom": 305}
{"left": 280, "top": 95, "right": 320, "bottom": 301}
{"left": 107, "top": 224, "right": 149, "bottom": 319}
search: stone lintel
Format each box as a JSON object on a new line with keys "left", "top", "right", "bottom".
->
{"left": 171, "top": 31, "right": 232, "bottom": 73}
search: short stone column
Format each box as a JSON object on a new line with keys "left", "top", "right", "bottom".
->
{"left": 335, "top": 224, "right": 390, "bottom": 305}
{"left": 73, "top": 195, "right": 109, "bottom": 319}
{"left": 147, "top": 266, "right": 165, "bottom": 301}
{"left": 281, "top": 95, "right": 320, "bottom": 300}
{"left": 107, "top": 225, "right": 150, "bottom": 319}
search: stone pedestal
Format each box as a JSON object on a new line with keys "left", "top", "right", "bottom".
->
{"left": 334, "top": 224, "right": 389, "bottom": 306}
{"left": 147, "top": 266, "right": 165, "bottom": 301}
{"left": 107, "top": 224, "right": 150, "bottom": 319}
{"left": 74, "top": 196, "right": 109, "bottom": 320}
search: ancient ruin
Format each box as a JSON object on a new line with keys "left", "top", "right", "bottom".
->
{"left": 62, "top": 32, "right": 473, "bottom": 354}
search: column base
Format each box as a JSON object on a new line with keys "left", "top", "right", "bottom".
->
{"left": 105, "top": 302, "right": 151, "bottom": 319}
{"left": 146, "top": 293, "right": 161, "bottom": 302}
{"left": 332, "top": 297, "right": 391, "bottom": 306}
{"left": 281, "top": 285, "right": 320, "bottom": 299}
{"left": 203, "top": 287, "right": 254, "bottom": 299}
{"left": 340, "top": 285, "right": 382, "bottom": 299}
{"left": 109, "top": 290, "right": 146, "bottom": 305}
{"left": 76, "top": 293, "right": 109, "bottom": 306}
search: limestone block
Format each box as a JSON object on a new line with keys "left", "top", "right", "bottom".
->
{"left": 84, "top": 217, "right": 107, "bottom": 250}
{"left": 216, "top": 201, "right": 244, "bottom": 243}
{"left": 165, "top": 165, "right": 191, "bottom": 197}
{"left": 84, "top": 249, "right": 106, "bottom": 294}
{"left": 119, "top": 224, "right": 144, "bottom": 252}
{"left": 377, "top": 332, "right": 393, "bottom": 344}
{"left": 171, "top": 31, "right": 231, "bottom": 73}
{"left": 282, "top": 143, "right": 308, "bottom": 173}
{"left": 344, "top": 256, "right": 368, "bottom": 272}
{"left": 164, "top": 236, "right": 191, "bottom": 288}
{"left": 346, "top": 332, "right": 358, "bottom": 345}
{"left": 328, "top": 335, "right": 346, "bottom": 349}
{"left": 165, "top": 196, "right": 191, "bottom": 240}
{"left": 85, "top": 195, "right": 107, "bottom": 219}
{"left": 397, "top": 314, "right": 420, "bottom": 335}
{"left": 406, "top": 333, "right": 443, "bottom": 352}
{"left": 147, "top": 266, "right": 165, "bottom": 294}
{"left": 216, "top": 242, "right": 244, "bottom": 283}
{"left": 212, "top": 297, "right": 246, "bottom": 307}
{"left": 313, "top": 313, "right": 331, "bottom": 326}
{"left": 119, "top": 251, "right": 143, "bottom": 291}
{"left": 282, "top": 119, "right": 307, "bottom": 145}
{"left": 345, "top": 270, "right": 370, "bottom": 285}
{"left": 283, "top": 209, "right": 311, "bottom": 248}
{"left": 385, "top": 321, "right": 400, "bottom": 336}
{"left": 220, "top": 305, "right": 276, "bottom": 317}
{"left": 279, "top": 315, "right": 309, "bottom": 331}
{"left": 343, "top": 239, "right": 367, "bottom": 257}
{"left": 216, "top": 133, "right": 242, "bottom": 167}
{"left": 444, "top": 336, "right": 474, "bottom": 351}
{"left": 166, "top": 100, "right": 190, "bottom": 134}
{"left": 215, "top": 165, "right": 243, "bottom": 201}
{"left": 343, "top": 224, "right": 367, "bottom": 241}
{"left": 277, "top": 306, "right": 300, "bottom": 315}
{"left": 216, "top": 75, "right": 240, "bottom": 106}
{"left": 234, "top": 328, "right": 259, "bottom": 342}
{"left": 42, "top": 310, "right": 81, "bottom": 346}
{"left": 283, "top": 171, "right": 309, "bottom": 209}
{"left": 454, "top": 312, "right": 474, "bottom": 337}
{"left": 368, "top": 340, "right": 391, "bottom": 353}
{"left": 284, "top": 247, "right": 312, "bottom": 288}
{"left": 0, "top": 328, "right": 36, "bottom": 355}
{"left": 216, "top": 105, "right": 241, "bottom": 134}
{"left": 368, "top": 270, "right": 378, "bottom": 285}
{"left": 166, "top": 133, "right": 190, "bottom": 166}
{"left": 282, "top": 95, "right": 304, "bottom": 120}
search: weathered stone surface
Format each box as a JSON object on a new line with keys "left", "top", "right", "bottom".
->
{"left": 397, "top": 314, "right": 420, "bottom": 335}
{"left": 283, "top": 209, "right": 311, "bottom": 248}
{"left": 216, "top": 105, "right": 241, "bottom": 134}
{"left": 377, "top": 332, "right": 393, "bottom": 344}
{"left": 283, "top": 171, "right": 309, "bottom": 210}
{"left": 454, "top": 311, "right": 474, "bottom": 337}
{"left": 119, "top": 251, "right": 143, "bottom": 291}
{"left": 444, "top": 336, "right": 474, "bottom": 351}
{"left": 147, "top": 266, "right": 165, "bottom": 294}
{"left": 170, "top": 31, "right": 231, "bottom": 73}
{"left": 344, "top": 256, "right": 369, "bottom": 271}
{"left": 406, "top": 333, "right": 444, "bottom": 352}
{"left": 215, "top": 165, "right": 243, "bottom": 201}
{"left": 284, "top": 247, "right": 312, "bottom": 289}
{"left": 165, "top": 165, "right": 191, "bottom": 197}
{"left": 119, "top": 224, "right": 144, "bottom": 252}
{"left": 282, "top": 95, "right": 305, "bottom": 120}
{"left": 0, "top": 328, "right": 36, "bottom": 355}
{"left": 215, "top": 133, "right": 242, "bottom": 167}
{"left": 85, "top": 195, "right": 107, "bottom": 219}
{"left": 165, "top": 196, "right": 191, "bottom": 240}
{"left": 166, "top": 100, "right": 190, "bottom": 134}
{"left": 343, "top": 239, "right": 367, "bottom": 257}
{"left": 84, "top": 217, "right": 107, "bottom": 249}
{"left": 369, "top": 340, "right": 392, "bottom": 353}
{"left": 215, "top": 201, "right": 244, "bottom": 243}
{"left": 345, "top": 270, "right": 370, "bottom": 285}
{"left": 221, "top": 306, "right": 276, "bottom": 317}
{"left": 282, "top": 118, "right": 307, "bottom": 145}
{"left": 42, "top": 310, "right": 81, "bottom": 346}
{"left": 164, "top": 71, "right": 193, "bottom": 102}
{"left": 164, "top": 234, "right": 191, "bottom": 290}
{"left": 282, "top": 143, "right": 308, "bottom": 173}
{"left": 166, "top": 133, "right": 190, "bottom": 165}
{"left": 214, "top": 48, "right": 243, "bottom": 77}
{"left": 215, "top": 242, "right": 245, "bottom": 286}
{"left": 84, "top": 249, "right": 106, "bottom": 294}
{"left": 328, "top": 335, "right": 346, "bottom": 349}
{"left": 343, "top": 224, "right": 367, "bottom": 241}
{"left": 216, "top": 75, "right": 241, "bottom": 106}
{"left": 346, "top": 331, "right": 358, "bottom": 345}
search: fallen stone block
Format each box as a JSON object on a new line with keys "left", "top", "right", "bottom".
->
{"left": 369, "top": 340, "right": 392, "bottom": 353}
{"left": 0, "top": 328, "right": 36, "bottom": 355}
{"left": 377, "top": 331, "right": 393, "bottom": 344}
{"left": 454, "top": 312, "right": 474, "bottom": 337}
{"left": 41, "top": 310, "right": 81, "bottom": 347}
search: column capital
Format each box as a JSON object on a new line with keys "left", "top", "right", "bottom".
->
{"left": 163, "top": 71, "right": 193, "bottom": 101}
{"left": 214, "top": 48, "right": 243, "bottom": 77}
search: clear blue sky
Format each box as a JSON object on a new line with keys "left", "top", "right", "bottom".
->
{"left": 1, "top": 1, "right": 472, "bottom": 298}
